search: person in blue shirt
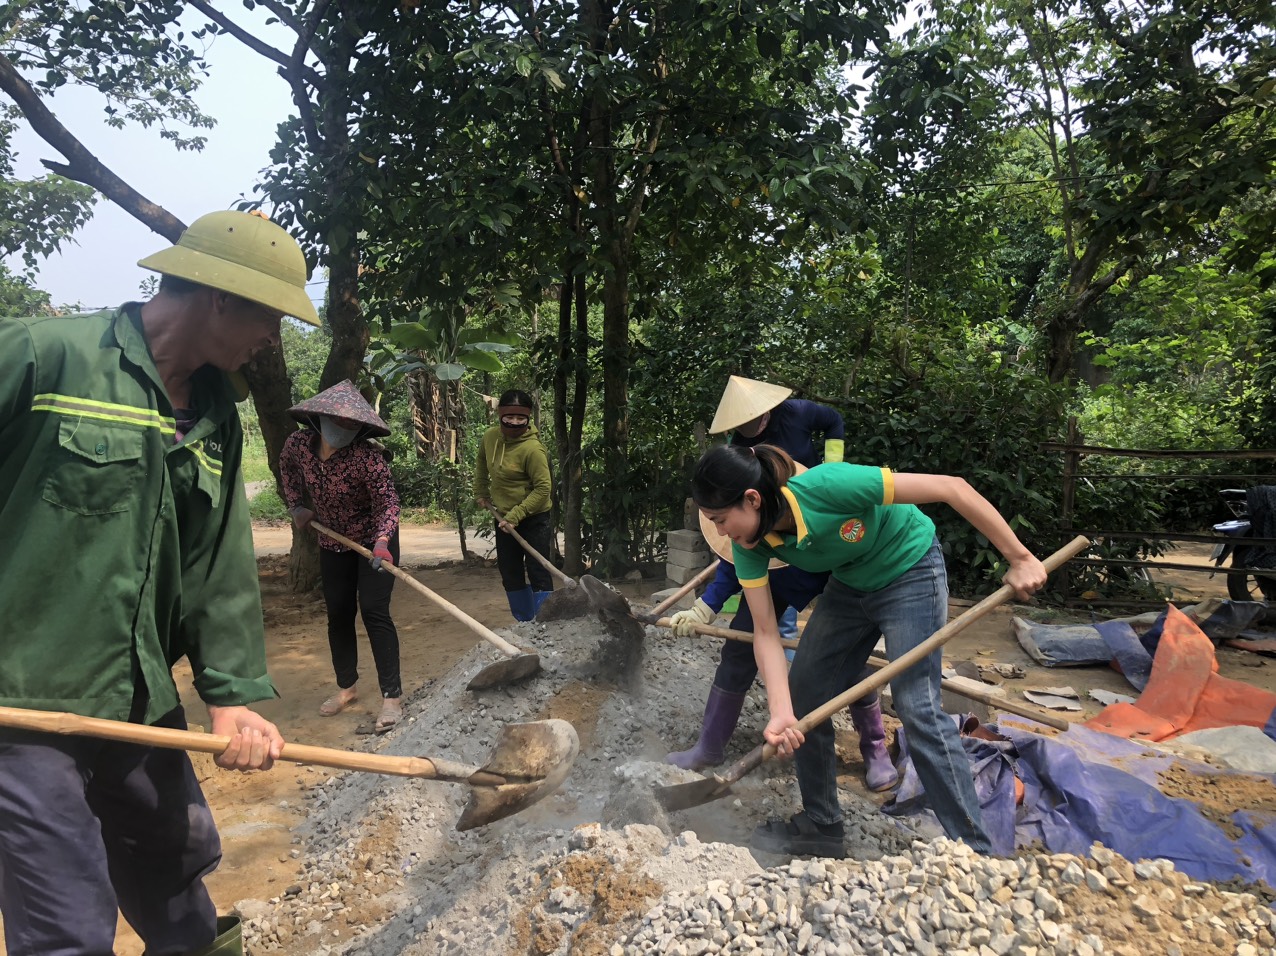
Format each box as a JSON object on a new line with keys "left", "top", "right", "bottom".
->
{"left": 666, "top": 377, "right": 896, "bottom": 793}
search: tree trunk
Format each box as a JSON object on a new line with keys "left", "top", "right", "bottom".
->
{"left": 408, "top": 370, "right": 444, "bottom": 459}
{"left": 240, "top": 352, "right": 319, "bottom": 592}
{"left": 599, "top": 251, "right": 631, "bottom": 574}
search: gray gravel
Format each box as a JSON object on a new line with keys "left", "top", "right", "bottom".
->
{"left": 226, "top": 609, "right": 1274, "bottom": 955}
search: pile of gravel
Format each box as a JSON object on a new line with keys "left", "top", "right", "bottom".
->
{"left": 624, "top": 838, "right": 1275, "bottom": 956}
{"left": 228, "top": 611, "right": 1276, "bottom": 955}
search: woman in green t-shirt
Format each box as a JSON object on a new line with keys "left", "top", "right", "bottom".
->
{"left": 692, "top": 443, "right": 1046, "bottom": 858}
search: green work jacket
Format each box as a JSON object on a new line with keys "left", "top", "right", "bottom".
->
{"left": 0, "top": 305, "right": 277, "bottom": 723}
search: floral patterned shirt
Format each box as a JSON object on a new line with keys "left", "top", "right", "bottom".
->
{"left": 279, "top": 429, "right": 401, "bottom": 552}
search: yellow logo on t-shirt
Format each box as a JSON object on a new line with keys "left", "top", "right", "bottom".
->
{"left": 839, "top": 518, "right": 866, "bottom": 543}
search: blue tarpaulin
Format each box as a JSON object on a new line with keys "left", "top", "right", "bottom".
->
{"left": 886, "top": 721, "right": 1276, "bottom": 888}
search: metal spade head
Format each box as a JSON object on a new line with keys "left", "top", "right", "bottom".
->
{"left": 456, "top": 718, "right": 580, "bottom": 830}
{"left": 655, "top": 771, "right": 735, "bottom": 813}
{"left": 534, "top": 584, "right": 595, "bottom": 622}
{"left": 465, "top": 652, "right": 542, "bottom": 691}
{"left": 578, "top": 575, "right": 646, "bottom": 644}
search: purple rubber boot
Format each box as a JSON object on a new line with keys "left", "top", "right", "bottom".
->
{"left": 666, "top": 685, "right": 747, "bottom": 770}
{"left": 851, "top": 697, "right": 898, "bottom": 792}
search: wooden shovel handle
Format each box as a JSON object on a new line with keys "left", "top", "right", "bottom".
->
{"left": 482, "top": 504, "right": 573, "bottom": 589}
{"left": 654, "top": 616, "right": 800, "bottom": 649}
{"left": 793, "top": 534, "right": 1089, "bottom": 735}
{"left": 311, "top": 522, "right": 526, "bottom": 659}
{"left": 862, "top": 656, "right": 1071, "bottom": 731}
{"left": 0, "top": 706, "right": 499, "bottom": 784}
{"left": 643, "top": 560, "right": 723, "bottom": 621}
{"left": 654, "top": 619, "right": 1068, "bottom": 730}
{"left": 720, "top": 534, "right": 1090, "bottom": 779}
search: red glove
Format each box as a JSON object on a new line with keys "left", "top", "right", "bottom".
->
{"left": 371, "top": 540, "right": 394, "bottom": 571}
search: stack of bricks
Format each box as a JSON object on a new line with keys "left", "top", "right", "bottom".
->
{"left": 665, "top": 527, "right": 712, "bottom": 589}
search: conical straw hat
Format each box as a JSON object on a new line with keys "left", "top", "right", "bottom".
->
{"left": 709, "top": 376, "right": 793, "bottom": 434}
{"left": 696, "top": 461, "right": 806, "bottom": 569}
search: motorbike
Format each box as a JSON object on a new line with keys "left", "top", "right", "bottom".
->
{"left": 1211, "top": 487, "right": 1276, "bottom": 601}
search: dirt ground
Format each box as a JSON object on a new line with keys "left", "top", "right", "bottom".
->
{"left": 7, "top": 528, "right": 1272, "bottom": 955}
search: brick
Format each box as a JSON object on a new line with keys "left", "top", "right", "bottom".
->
{"left": 667, "top": 546, "right": 713, "bottom": 571}
{"left": 649, "top": 586, "right": 698, "bottom": 612}
{"left": 667, "top": 562, "right": 713, "bottom": 585}
{"left": 667, "top": 528, "right": 708, "bottom": 552}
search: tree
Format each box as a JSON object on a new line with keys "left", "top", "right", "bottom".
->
{"left": 348, "top": 0, "right": 904, "bottom": 571}
{"left": 872, "top": 0, "right": 1276, "bottom": 383}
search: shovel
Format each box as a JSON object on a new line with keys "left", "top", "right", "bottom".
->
{"left": 656, "top": 534, "right": 1090, "bottom": 812}
{"left": 0, "top": 705, "right": 579, "bottom": 831}
{"left": 480, "top": 503, "right": 594, "bottom": 621}
{"left": 311, "top": 522, "right": 541, "bottom": 691}
{"left": 635, "top": 559, "right": 722, "bottom": 624}
{"left": 654, "top": 617, "right": 1070, "bottom": 731}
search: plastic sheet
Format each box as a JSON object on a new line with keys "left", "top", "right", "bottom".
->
{"left": 886, "top": 721, "right": 1276, "bottom": 888}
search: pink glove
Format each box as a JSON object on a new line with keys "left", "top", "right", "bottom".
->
{"left": 290, "top": 506, "right": 315, "bottom": 530}
{"left": 371, "top": 540, "right": 394, "bottom": 571}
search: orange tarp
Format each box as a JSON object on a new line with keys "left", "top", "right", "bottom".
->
{"left": 1084, "top": 604, "right": 1276, "bottom": 742}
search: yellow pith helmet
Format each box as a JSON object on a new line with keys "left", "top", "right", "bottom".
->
{"left": 137, "top": 210, "right": 320, "bottom": 326}
{"left": 709, "top": 375, "right": 793, "bottom": 434}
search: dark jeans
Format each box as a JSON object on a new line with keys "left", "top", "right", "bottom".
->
{"left": 495, "top": 510, "right": 554, "bottom": 593}
{"left": 320, "top": 529, "right": 402, "bottom": 698}
{"left": 713, "top": 564, "right": 879, "bottom": 707}
{"left": 0, "top": 707, "right": 221, "bottom": 955}
{"left": 788, "top": 539, "right": 991, "bottom": 851}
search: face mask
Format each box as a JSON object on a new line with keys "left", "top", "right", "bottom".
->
{"left": 500, "top": 414, "right": 530, "bottom": 437}
{"left": 320, "top": 418, "right": 360, "bottom": 449}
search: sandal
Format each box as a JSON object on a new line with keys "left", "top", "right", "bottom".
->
{"left": 750, "top": 811, "right": 846, "bottom": 859}
{"left": 375, "top": 697, "right": 403, "bottom": 734}
{"left": 318, "top": 688, "right": 358, "bottom": 717}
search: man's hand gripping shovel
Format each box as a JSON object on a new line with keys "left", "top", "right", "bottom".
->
{"left": 0, "top": 706, "right": 579, "bottom": 830}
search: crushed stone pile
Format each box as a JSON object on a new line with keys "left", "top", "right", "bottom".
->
{"left": 625, "top": 838, "right": 1276, "bottom": 956}
{"left": 226, "top": 604, "right": 1276, "bottom": 955}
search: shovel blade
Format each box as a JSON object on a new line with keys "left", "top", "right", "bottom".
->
{"left": 534, "top": 585, "right": 594, "bottom": 622}
{"left": 456, "top": 718, "right": 580, "bottom": 830}
{"left": 466, "top": 653, "right": 541, "bottom": 691}
{"left": 578, "top": 575, "right": 646, "bottom": 644}
{"left": 655, "top": 773, "right": 734, "bottom": 813}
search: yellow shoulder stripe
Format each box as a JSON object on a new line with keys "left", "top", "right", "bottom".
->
{"left": 780, "top": 484, "right": 809, "bottom": 540}
{"left": 32, "top": 394, "right": 175, "bottom": 433}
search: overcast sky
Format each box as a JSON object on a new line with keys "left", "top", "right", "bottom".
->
{"left": 7, "top": 13, "right": 323, "bottom": 313}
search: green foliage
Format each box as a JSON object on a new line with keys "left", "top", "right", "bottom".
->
{"left": 0, "top": 262, "right": 51, "bottom": 316}
{"left": 2, "top": 2, "right": 216, "bottom": 150}
{"left": 280, "top": 320, "right": 330, "bottom": 404}
{"left": 0, "top": 110, "right": 95, "bottom": 273}
{"left": 248, "top": 485, "right": 288, "bottom": 522}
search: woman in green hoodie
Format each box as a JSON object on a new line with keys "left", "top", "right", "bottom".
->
{"left": 474, "top": 389, "right": 555, "bottom": 620}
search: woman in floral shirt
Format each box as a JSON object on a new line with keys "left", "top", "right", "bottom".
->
{"left": 280, "top": 380, "right": 404, "bottom": 732}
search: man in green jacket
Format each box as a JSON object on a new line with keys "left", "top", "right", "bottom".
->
{"left": 474, "top": 389, "right": 555, "bottom": 620}
{"left": 0, "top": 211, "right": 320, "bottom": 956}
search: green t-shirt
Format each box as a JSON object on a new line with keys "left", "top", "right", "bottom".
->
{"left": 732, "top": 463, "right": 936, "bottom": 593}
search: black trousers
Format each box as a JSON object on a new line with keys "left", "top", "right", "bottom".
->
{"left": 319, "top": 530, "right": 402, "bottom": 698}
{"left": 495, "top": 510, "right": 555, "bottom": 592}
{"left": 0, "top": 707, "right": 220, "bottom": 955}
